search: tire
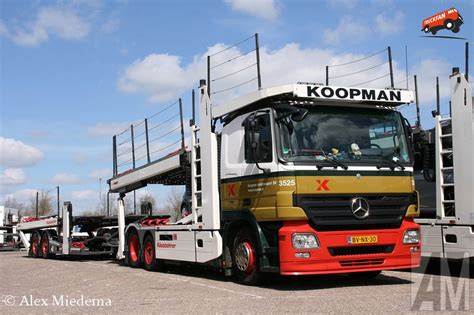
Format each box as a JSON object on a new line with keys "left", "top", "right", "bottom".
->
{"left": 452, "top": 26, "right": 460, "bottom": 33}
{"left": 40, "top": 231, "right": 55, "bottom": 259}
{"left": 423, "top": 26, "right": 429, "bottom": 33}
{"left": 126, "top": 230, "right": 141, "bottom": 268}
{"left": 444, "top": 20, "right": 455, "bottom": 30}
{"left": 431, "top": 29, "right": 437, "bottom": 35}
{"left": 348, "top": 270, "right": 381, "bottom": 279}
{"left": 29, "top": 231, "right": 42, "bottom": 258}
{"left": 232, "top": 228, "right": 263, "bottom": 286}
{"left": 142, "top": 234, "right": 160, "bottom": 271}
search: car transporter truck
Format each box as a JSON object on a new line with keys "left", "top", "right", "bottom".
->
{"left": 16, "top": 82, "right": 425, "bottom": 285}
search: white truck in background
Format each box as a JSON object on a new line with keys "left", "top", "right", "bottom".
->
{"left": 415, "top": 68, "right": 474, "bottom": 260}
{"left": 0, "top": 206, "right": 20, "bottom": 250}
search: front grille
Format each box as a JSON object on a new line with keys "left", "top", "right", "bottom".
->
{"left": 340, "top": 259, "right": 385, "bottom": 267}
{"left": 294, "top": 193, "right": 415, "bottom": 231}
{"left": 328, "top": 245, "right": 395, "bottom": 256}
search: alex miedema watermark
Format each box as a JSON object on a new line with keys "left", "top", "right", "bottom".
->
{"left": 410, "top": 253, "right": 471, "bottom": 311}
{"left": 1, "top": 294, "right": 112, "bottom": 307}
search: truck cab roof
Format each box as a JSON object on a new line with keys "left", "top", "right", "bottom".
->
{"left": 212, "top": 83, "right": 414, "bottom": 119}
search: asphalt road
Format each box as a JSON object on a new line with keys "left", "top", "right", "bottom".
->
{"left": 0, "top": 251, "right": 472, "bottom": 313}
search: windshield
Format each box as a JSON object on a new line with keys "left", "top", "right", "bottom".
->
{"left": 277, "top": 106, "right": 411, "bottom": 165}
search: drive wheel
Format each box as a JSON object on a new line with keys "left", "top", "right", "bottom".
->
{"left": 142, "top": 234, "right": 160, "bottom": 271}
{"left": 348, "top": 270, "right": 381, "bottom": 279}
{"left": 232, "top": 229, "right": 262, "bottom": 286}
{"left": 29, "top": 231, "right": 42, "bottom": 258}
{"left": 40, "top": 231, "right": 55, "bottom": 259}
{"left": 126, "top": 231, "right": 141, "bottom": 268}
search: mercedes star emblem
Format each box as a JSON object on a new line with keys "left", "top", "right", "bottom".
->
{"left": 351, "top": 197, "right": 370, "bottom": 219}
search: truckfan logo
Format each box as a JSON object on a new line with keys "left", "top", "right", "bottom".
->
{"left": 421, "top": 8, "right": 463, "bottom": 35}
{"left": 351, "top": 197, "right": 370, "bottom": 219}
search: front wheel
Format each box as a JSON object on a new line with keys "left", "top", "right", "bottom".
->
{"left": 423, "top": 26, "right": 429, "bottom": 33}
{"left": 232, "top": 229, "right": 263, "bottom": 286}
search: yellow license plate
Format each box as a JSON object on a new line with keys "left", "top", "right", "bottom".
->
{"left": 348, "top": 235, "right": 378, "bottom": 244}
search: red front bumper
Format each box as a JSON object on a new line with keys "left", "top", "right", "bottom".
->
{"left": 279, "top": 219, "right": 421, "bottom": 275}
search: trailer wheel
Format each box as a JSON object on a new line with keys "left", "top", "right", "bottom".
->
{"left": 29, "top": 231, "right": 42, "bottom": 258}
{"left": 232, "top": 228, "right": 262, "bottom": 285}
{"left": 348, "top": 270, "right": 381, "bottom": 280}
{"left": 143, "top": 234, "right": 160, "bottom": 271}
{"left": 41, "top": 231, "right": 55, "bottom": 259}
{"left": 126, "top": 231, "right": 141, "bottom": 268}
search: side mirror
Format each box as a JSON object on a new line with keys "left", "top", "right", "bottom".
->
{"left": 243, "top": 113, "right": 271, "bottom": 174}
{"left": 251, "top": 132, "right": 270, "bottom": 162}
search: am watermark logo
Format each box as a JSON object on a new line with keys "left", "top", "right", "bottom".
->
{"left": 410, "top": 253, "right": 470, "bottom": 311}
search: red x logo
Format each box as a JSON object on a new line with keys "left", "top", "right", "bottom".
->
{"left": 316, "top": 179, "right": 330, "bottom": 191}
{"left": 228, "top": 184, "right": 236, "bottom": 197}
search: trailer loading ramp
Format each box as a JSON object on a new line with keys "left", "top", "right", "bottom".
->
{"left": 108, "top": 149, "right": 190, "bottom": 194}
{"left": 17, "top": 215, "right": 147, "bottom": 232}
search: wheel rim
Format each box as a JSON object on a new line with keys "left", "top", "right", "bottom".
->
{"left": 235, "top": 241, "right": 255, "bottom": 274}
{"left": 144, "top": 241, "right": 154, "bottom": 266}
{"left": 42, "top": 235, "right": 49, "bottom": 255}
{"left": 129, "top": 234, "right": 139, "bottom": 263}
{"left": 31, "top": 234, "right": 38, "bottom": 255}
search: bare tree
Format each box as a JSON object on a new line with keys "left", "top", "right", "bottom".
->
{"left": 95, "top": 193, "right": 118, "bottom": 216}
{"left": 124, "top": 195, "right": 135, "bottom": 214}
{"left": 4, "top": 197, "right": 25, "bottom": 211}
{"left": 139, "top": 193, "right": 156, "bottom": 215}
{"left": 3, "top": 197, "right": 31, "bottom": 217}
{"left": 81, "top": 209, "right": 101, "bottom": 216}
{"left": 165, "top": 187, "right": 184, "bottom": 222}
{"left": 28, "top": 190, "right": 54, "bottom": 217}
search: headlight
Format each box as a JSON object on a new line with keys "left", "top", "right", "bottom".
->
{"left": 292, "top": 233, "right": 320, "bottom": 249}
{"left": 403, "top": 229, "right": 420, "bottom": 244}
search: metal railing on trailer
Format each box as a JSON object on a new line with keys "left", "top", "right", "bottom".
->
{"left": 109, "top": 98, "right": 190, "bottom": 194}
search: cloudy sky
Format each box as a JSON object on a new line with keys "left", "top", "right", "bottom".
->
{"left": 0, "top": 0, "right": 472, "bottom": 214}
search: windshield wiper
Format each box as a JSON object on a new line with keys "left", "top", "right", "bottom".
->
{"left": 316, "top": 157, "right": 348, "bottom": 170}
{"left": 376, "top": 155, "right": 405, "bottom": 171}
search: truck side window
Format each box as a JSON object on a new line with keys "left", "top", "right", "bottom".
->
{"left": 244, "top": 113, "right": 272, "bottom": 163}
